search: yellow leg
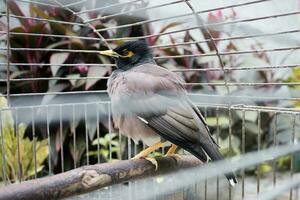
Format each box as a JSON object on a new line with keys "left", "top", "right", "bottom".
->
{"left": 132, "top": 142, "right": 166, "bottom": 159}
{"left": 165, "top": 144, "right": 178, "bottom": 156}
{"left": 132, "top": 142, "right": 167, "bottom": 171}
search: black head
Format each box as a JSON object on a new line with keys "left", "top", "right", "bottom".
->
{"left": 100, "top": 40, "right": 154, "bottom": 70}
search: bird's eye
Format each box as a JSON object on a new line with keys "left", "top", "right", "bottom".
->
{"left": 123, "top": 49, "right": 129, "bottom": 55}
{"left": 122, "top": 49, "right": 134, "bottom": 58}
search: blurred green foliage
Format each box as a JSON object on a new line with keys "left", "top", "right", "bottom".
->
{"left": 90, "top": 133, "right": 120, "bottom": 161}
{"left": 0, "top": 97, "right": 48, "bottom": 182}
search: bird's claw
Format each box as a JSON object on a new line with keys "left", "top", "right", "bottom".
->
{"left": 145, "top": 157, "right": 158, "bottom": 171}
{"left": 131, "top": 156, "right": 158, "bottom": 171}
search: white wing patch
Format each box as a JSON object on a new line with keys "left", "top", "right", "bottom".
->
{"left": 137, "top": 116, "right": 148, "bottom": 124}
{"left": 229, "top": 178, "right": 237, "bottom": 186}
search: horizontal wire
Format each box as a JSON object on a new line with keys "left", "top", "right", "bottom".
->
{"left": 0, "top": 76, "right": 109, "bottom": 82}
{"left": 85, "top": 0, "right": 189, "bottom": 23}
{"left": 1, "top": 89, "right": 299, "bottom": 103}
{"left": 0, "top": 99, "right": 297, "bottom": 115}
{"left": 0, "top": 72, "right": 298, "bottom": 83}
{"left": 216, "top": 104, "right": 300, "bottom": 113}
{"left": 189, "top": 93, "right": 300, "bottom": 101}
{"left": 150, "top": 29, "right": 300, "bottom": 49}
{"left": 0, "top": 63, "right": 298, "bottom": 84}
{"left": 172, "top": 64, "right": 300, "bottom": 72}
{"left": 185, "top": 82, "right": 300, "bottom": 86}
{"left": 0, "top": 47, "right": 100, "bottom": 53}
{"left": 76, "top": 0, "right": 143, "bottom": 15}
{"left": 95, "top": 0, "right": 271, "bottom": 32}
{"left": 2, "top": 45, "right": 299, "bottom": 57}
{"left": 14, "top": 0, "right": 60, "bottom": 7}
{"left": 0, "top": 101, "right": 110, "bottom": 111}
{"left": 1, "top": 14, "right": 86, "bottom": 27}
{"left": 0, "top": 90, "right": 107, "bottom": 97}
{"left": 0, "top": 31, "right": 102, "bottom": 41}
{"left": 63, "top": 0, "right": 88, "bottom": 8}
{"left": 2, "top": 98, "right": 296, "bottom": 114}
{"left": 0, "top": 97, "right": 293, "bottom": 112}
{"left": 236, "top": 105, "right": 300, "bottom": 113}
{"left": 0, "top": 63, "right": 115, "bottom": 67}
{"left": 0, "top": 63, "right": 298, "bottom": 71}
{"left": 102, "top": 10, "right": 300, "bottom": 41}
{"left": 154, "top": 46, "right": 300, "bottom": 59}
{"left": 0, "top": 98, "right": 298, "bottom": 115}
{"left": 2, "top": 28, "right": 298, "bottom": 48}
{"left": 1, "top": 81, "right": 300, "bottom": 97}
{"left": 1, "top": 64, "right": 299, "bottom": 82}
{"left": 3, "top": 91, "right": 299, "bottom": 108}
{"left": 195, "top": 103, "right": 300, "bottom": 114}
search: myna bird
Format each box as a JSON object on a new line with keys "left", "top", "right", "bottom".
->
{"left": 100, "top": 40, "right": 238, "bottom": 186}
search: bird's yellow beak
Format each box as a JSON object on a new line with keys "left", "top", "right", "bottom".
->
{"left": 99, "top": 50, "right": 120, "bottom": 58}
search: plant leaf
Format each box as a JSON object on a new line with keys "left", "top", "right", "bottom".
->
{"left": 7, "top": 0, "right": 30, "bottom": 27}
{"left": 206, "top": 116, "right": 229, "bottom": 128}
{"left": 258, "top": 162, "right": 273, "bottom": 174}
{"left": 85, "top": 66, "right": 108, "bottom": 90}
{"left": 10, "top": 70, "right": 29, "bottom": 79}
{"left": 66, "top": 74, "right": 80, "bottom": 87}
{"left": 30, "top": 4, "right": 66, "bottom": 35}
{"left": 50, "top": 52, "right": 69, "bottom": 76}
{"left": 151, "top": 22, "right": 182, "bottom": 45}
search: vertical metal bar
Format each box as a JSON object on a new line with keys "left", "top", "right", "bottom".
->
{"left": 134, "top": 141, "right": 137, "bottom": 157}
{"left": 128, "top": 137, "right": 132, "bottom": 159}
{"left": 107, "top": 103, "right": 113, "bottom": 198}
{"left": 216, "top": 107, "right": 220, "bottom": 200}
{"left": 0, "top": 111, "right": 7, "bottom": 184}
{"left": 5, "top": 0, "right": 11, "bottom": 105}
{"left": 257, "top": 111, "right": 261, "bottom": 194}
{"left": 242, "top": 109, "right": 246, "bottom": 199}
{"left": 204, "top": 106, "right": 207, "bottom": 200}
{"left": 272, "top": 112, "right": 278, "bottom": 186}
{"left": 108, "top": 103, "right": 112, "bottom": 161}
{"left": 289, "top": 114, "right": 296, "bottom": 200}
{"left": 228, "top": 107, "right": 232, "bottom": 200}
{"left": 15, "top": 108, "right": 22, "bottom": 182}
{"left": 31, "top": 107, "right": 37, "bottom": 179}
{"left": 59, "top": 105, "right": 64, "bottom": 172}
{"left": 119, "top": 129, "right": 122, "bottom": 160}
{"left": 84, "top": 104, "right": 89, "bottom": 165}
{"left": 46, "top": 106, "right": 52, "bottom": 175}
{"left": 96, "top": 103, "right": 100, "bottom": 163}
{"left": 72, "top": 105, "right": 76, "bottom": 168}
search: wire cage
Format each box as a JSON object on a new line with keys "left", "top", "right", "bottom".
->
{"left": 0, "top": 0, "right": 300, "bottom": 199}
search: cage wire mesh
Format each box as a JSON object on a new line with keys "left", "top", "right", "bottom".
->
{"left": 0, "top": 0, "right": 300, "bottom": 199}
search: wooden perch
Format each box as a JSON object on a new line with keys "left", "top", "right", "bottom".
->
{"left": 0, "top": 155, "right": 201, "bottom": 200}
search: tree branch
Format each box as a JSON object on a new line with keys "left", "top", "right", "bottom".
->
{"left": 0, "top": 155, "right": 202, "bottom": 200}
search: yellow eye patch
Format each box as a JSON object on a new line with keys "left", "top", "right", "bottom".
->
{"left": 122, "top": 50, "right": 134, "bottom": 58}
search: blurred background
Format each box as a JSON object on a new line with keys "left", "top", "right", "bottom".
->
{"left": 0, "top": 0, "right": 300, "bottom": 199}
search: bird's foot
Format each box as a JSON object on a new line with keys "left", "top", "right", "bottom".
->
{"left": 132, "top": 141, "right": 166, "bottom": 159}
{"left": 145, "top": 157, "right": 159, "bottom": 171}
{"left": 164, "top": 144, "right": 178, "bottom": 157}
{"left": 131, "top": 156, "right": 159, "bottom": 171}
{"left": 131, "top": 142, "right": 168, "bottom": 171}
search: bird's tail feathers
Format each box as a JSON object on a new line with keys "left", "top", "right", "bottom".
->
{"left": 200, "top": 141, "right": 238, "bottom": 186}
